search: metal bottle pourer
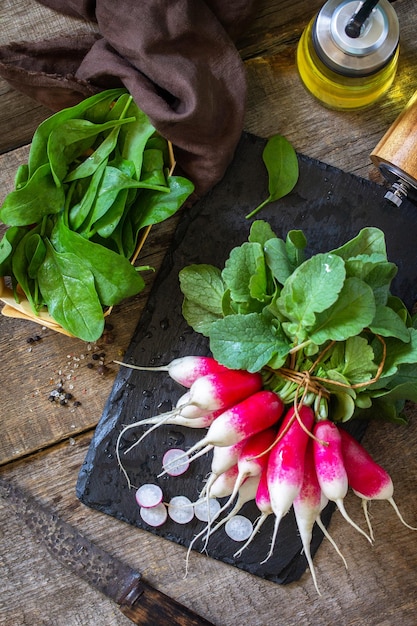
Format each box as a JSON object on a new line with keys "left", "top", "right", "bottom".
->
{"left": 371, "top": 90, "right": 417, "bottom": 207}
{"left": 296, "top": 0, "right": 400, "bottom": 110}
{"left": 312, "top": 0, "right": 399, "bottom": 79}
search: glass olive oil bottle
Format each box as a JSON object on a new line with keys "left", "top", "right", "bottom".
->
{"left": 297, "top": 0, "right": 399, "bottom": 110}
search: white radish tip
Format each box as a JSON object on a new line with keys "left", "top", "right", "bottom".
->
{"left": 388, "top": 497, "right": 417, "bottom": 531}
{"left": 335, "top": 498, "right": 373, "bottom": 544}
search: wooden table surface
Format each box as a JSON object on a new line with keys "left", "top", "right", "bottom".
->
{"left": 1, "top": 1, "right": 417, "bottom": 625}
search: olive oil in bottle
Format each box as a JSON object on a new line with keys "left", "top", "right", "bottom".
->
{"left": 297, "top": 0, "right": 399, "bottom": 110}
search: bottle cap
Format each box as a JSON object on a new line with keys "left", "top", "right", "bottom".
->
{"left": 313, "top": 0, "right": 399, "bottom": 77}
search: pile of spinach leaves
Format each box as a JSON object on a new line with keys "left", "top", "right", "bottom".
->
{"left": 0, "top": 89, "right": 194, "bottom": 341}
{"left": 179, "top": 221, "right": 417, "bottom": 424}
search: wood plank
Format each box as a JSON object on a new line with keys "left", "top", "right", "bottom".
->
{"left": 0, "top": 212, "right": 181, "bottom": 464}
{"left": 0, "top": 0, "right": 97, "bottom": 153}
{"left": 244, "top": 0, "right": 417, "bottom": 181}
{"left": 1, "top": 415, "right": 416, "bottom": 626}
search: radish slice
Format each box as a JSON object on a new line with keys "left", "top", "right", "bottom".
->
{"left": 140, "top": 502, "right": 168, "bottom": 527}
{"left": 162, "top": 448, "right": 190, "bottom": 476}
{"left": 168, "top": 496, "right": 195, "bottom": 524}
{"left": 225, "top": 515, "right": 253, "bottom": 542}
{"left": 194, "top": 498, "right": 221, "bottom": 522}
{"left": 135, "top": 483, "right": 163, "bottom": 508}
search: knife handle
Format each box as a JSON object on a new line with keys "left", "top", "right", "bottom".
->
{"left": 120, "top": 580, "right": 215, "bottom": 626}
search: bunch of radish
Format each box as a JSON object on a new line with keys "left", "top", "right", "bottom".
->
{"left": 116, "top": 355, "right": 416, "bottom": 594}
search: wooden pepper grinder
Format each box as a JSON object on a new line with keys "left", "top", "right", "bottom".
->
{"left": 371, "top": 89, "right": 417, "bottom": 207}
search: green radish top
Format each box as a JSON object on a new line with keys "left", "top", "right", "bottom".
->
{"left": 179, "top": 221, "right": 417, "bottom": 425}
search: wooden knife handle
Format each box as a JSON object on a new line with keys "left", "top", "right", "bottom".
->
{"left": 120, "top": 580, "right": 214, "bottom": 626}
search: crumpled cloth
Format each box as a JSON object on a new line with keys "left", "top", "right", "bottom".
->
{"left": 0, "top": 0, "right": 258, "bottom": 197}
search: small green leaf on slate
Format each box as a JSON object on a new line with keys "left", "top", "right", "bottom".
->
{"left": 245, "top": 135, "right": 299, "bottom": 219}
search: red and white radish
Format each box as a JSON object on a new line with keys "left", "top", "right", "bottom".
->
{"left": 313, "top": 420, "right": 372, "bottom": 543}
{"left": 116, "top": 368, "right": 262, "bottom": 486}
{"left": 292, "top": 438, "right": 323, "bottom": 595}
{"left": 233, "top": 469, "right": 272, "bottom": 558}
{"left": 172, "top": 390, "right": 284, "bottom": 468}
{"left": 200, "top": 439, "right": 248, "bottom": 500}
{"left": 264, "top": 404, "right": 315, "bottom": 562}
{"left": 212, "top": 427, "right": 277, "bottom": 519}
{"left": 114, "top": 355, "right": 230, "bottom": 387}
{"left": 339, "top": 427, "right": 417, "bottom": 537}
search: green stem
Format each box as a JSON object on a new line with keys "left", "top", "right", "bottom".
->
{"left": 245, "top": 196, "right": 271, "bottom": 220}
{"left": 289, "top": 338, "right": 312, "bottom": 354}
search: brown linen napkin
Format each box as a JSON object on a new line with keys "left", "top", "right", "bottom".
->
{"left": 0, "top": 0, "right": 258, "bottom": 197}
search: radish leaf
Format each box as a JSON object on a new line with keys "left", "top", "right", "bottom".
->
{"left": 309, "top": 277, "right": 376, "bottom": 343}
{"left": 208, "top": 312, "right": 290, "bottom": 372}
{"left": 277, "top": 253, "right": 346, "bottom": 328}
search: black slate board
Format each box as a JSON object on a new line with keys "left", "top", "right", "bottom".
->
{"left": 76, "top": 131, "right": 417, "bottom": 585}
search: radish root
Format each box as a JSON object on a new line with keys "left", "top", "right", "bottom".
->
{"left": 315, "top": 517, "right": 348, "bottom": 569}
{"left": 334, "top": 498, "right": 373, "bottom": 544}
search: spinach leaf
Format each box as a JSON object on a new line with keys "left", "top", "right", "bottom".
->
{"left": 245, "top": 135, "right": 299, "bottom": 219}
{"left": 48, "top": 117, "right": 135, "bottom": 185}
{"left": 0, "top": 89, "right": 195, "bottom": 341}
{"left": 38, "top": 240, "right": 105, "bottom": 341}
{"left": 0, "top": 226, "right": 27, "bottom": 275}
{"left": 0, "top": 163, "right": 65, "bottom": 226}
{"left": 12, "top": 226, "right": 43, "bottom": 310}
{"left": 28, "top": 89, "right": 126, "bottom": 177}
{"left": 141, "top": 148, "right": 167, "bottom": 187}
{"left": 76, "top": 165, "right": 168, "bottom": 238}
{"left": 51, "top": 218, "right": 145, "bottom": 306}
{"left": 68, "top": 160, "right": 107, "bottom": 231}
{"left": 119, "top": 100, "right": 156, "bottom": 179}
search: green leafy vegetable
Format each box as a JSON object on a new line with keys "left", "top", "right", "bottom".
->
{"left": 179, "top": 220, "right": 417, "bottom": 424}
{"left": 0, "top": 89, "right": 194, "bottom": 341}
{"left": 245, "top": 135, "right": 299, "bottom": 219}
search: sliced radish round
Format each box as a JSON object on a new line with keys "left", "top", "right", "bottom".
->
{"left": 140, "top": 502, "right": 168, "bottom": 527}
{"left": 162, "top": 448, "right": 190, "bottom": 476}
{"left": 194, "top": 498, "right": 221, "bottom": 522}
{"left": 135, "top": 483, "right": 163, "bottom": 508}
{"left": 225, "top": 515, "right": 253, "bottom": 542}
{"left": 168, "top": 496, "right": 195, "bottom": 524}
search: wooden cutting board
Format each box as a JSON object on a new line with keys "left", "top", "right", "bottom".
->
{"left": 76, "top": 131, "right": 416, "bottom": 585}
